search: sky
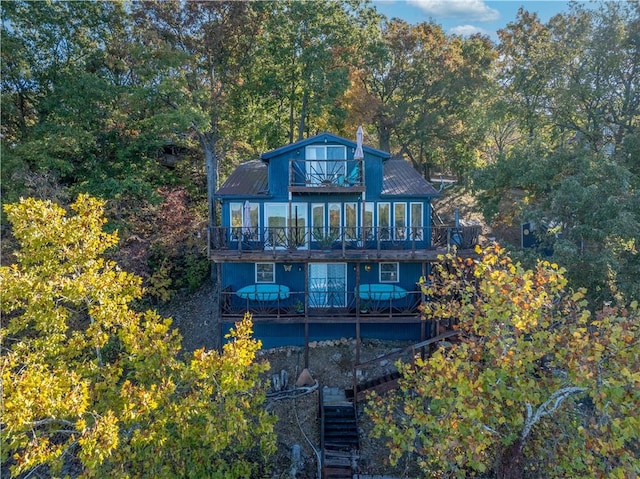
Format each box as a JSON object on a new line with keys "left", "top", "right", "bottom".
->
{"left": 371, "top": 0, "right": 584, "bottom": 40}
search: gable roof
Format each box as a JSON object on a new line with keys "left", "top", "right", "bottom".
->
{"left": 215, "top": 160, "right": 268, "bottom": 197}
{"left": 260, "top": 132, "right": 390, "bottom": 161}
{"left": 381, "top": 158, "right": 440, "bottom": 197}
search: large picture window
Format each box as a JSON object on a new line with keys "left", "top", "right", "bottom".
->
{"left": 329, "top": 203, "right": 341, "bottom": 238}
{"left": 345, "top": 202, "right": 357, "bottom": 240}
{"left": 364, "top": 202, "right": 374, "bottom": 240}
{"left": 312, "top": 203, "right": 325, "bottom": 239}
{"left": 230, "top": 201, "right": 259, "bottom": 239}
{"left": 265, "top": 203, "right": 287, "bottom": 248}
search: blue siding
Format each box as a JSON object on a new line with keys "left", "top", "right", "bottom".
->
{"left": 222, "top": 322, "right": 428, "bottom": 349}
{"left": 222, "top": 262, "right": 428, "bottom": 295}
{"left": 215, "top": 133, "right": 439, "bottom": 347}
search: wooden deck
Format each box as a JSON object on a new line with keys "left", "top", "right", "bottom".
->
{"left": 209, "top": 225, "right": 480, "bottom": 262}
{"left": 210, "top": 247, "right": 468, "bottom": 262}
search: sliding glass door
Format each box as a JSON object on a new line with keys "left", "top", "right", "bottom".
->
{"left": 308, "top": 263, "right": 346, "bottom": 308}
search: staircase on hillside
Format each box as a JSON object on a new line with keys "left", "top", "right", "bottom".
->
{"left": 346, "top": 370, "right": 402, "bottom": 403}
{"left": 320, "top": 387, "right": 358, "bottom": 479}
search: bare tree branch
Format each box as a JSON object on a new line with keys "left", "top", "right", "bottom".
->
{"left": 521, "top": 386, "right": 587, "bottom": 450}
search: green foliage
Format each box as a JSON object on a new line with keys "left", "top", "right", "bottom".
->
{"left": 1, "top": 1, "right": 182, "bottom": 204}
{"left": 352, "top": 18, "right": 496, "bottom": 177}
{"left": 475, "top": 2, "right": 640, "bottom": 305}
{"left": 1, "top": 196, "right": 275, "bottom": 478}
{"left": 366, "top": 245, "right": 640, "bottom": 478}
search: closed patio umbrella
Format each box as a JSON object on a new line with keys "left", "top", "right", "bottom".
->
{"left": 354, "top": 125, "right": 364, "bottom": 160}
{"left": 243, "top": 200, "right": 252, "bottom": 236}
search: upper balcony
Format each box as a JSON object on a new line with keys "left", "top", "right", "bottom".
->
{"left": 288, "top": 158, "right": 365, "bottom": 194}
{"left": 209, "top": 224, "right": 480, "bottom": 262}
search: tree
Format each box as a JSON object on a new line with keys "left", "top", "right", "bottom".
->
{"left": 0, "top": 1, "right": 181, "bottom": 204}
{"left": 475, "top": 2, "right": 640, "bottom": 304}
{"left": 1, "top": 195, "right": 275, "bottom": 478}
{"left": 353, "top": 19, "right": 496, "bottom": 178}
{"left": 367, "top": 245, "right": 640, "bottom": 479}
{"left": 249, "top": 0, "right": 376, "bottom": 146}
{"left": 132, "top": 1, "right": 270, "bottom": 235}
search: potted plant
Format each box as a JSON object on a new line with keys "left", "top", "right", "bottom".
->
{"left": 359, "top": 301, "right": 371, "bottom": 314}
{"left": 294, "top": 300, "right": 305, "bottom": 314}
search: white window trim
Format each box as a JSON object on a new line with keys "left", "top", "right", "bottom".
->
{"left": 311, "top": 203, "right": 326, "bottom": 238}
{"left": 410, "top": 202, "right": 423, "bottom": 240}
{"left": 394, "top": 202, "right": 407, "bottom": 240}
{"left": 379, "top": 262, "right": 399, "bottom": 283}
{"left": 329, "top": 202, "right": 342, "bottom": 237}
{"left": 378, "top": 202, "right": 390, "bottom": 240}
{"left": 256, "top": 262, "right": 275, "bottom": 283}
{"left": 230, "top": 202, "right": 260, "bottom": 232}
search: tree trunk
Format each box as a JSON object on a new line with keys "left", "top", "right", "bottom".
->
{"left": 297, "top": 89, "right": 308, "bottom": 141}
{"left": 378, "top": 124, "right": 391, "bottom": 152}
{"left": 199, "top": 130, "right": 218, "bottom": 284}
{"left": 496, "top": 440, "right": 524, "bottom": 479}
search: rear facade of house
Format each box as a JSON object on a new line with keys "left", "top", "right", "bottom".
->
{"left": 209, "top": 132, "right": 479, "bottom": 349}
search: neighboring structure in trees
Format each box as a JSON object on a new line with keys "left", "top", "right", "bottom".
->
{"left": 209, "top": 131, "right": 480, "bottom": 359}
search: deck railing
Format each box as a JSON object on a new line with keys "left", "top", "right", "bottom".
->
{"left": 221, "top": 287, "right": 424, "bottom": 320}
{"left": 210, "top": 225, "right": 480, "bottom": 253}
{"left": 289, "top": 158, "right": 364, "bottom": 188}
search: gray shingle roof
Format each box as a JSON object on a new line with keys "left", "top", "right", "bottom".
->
{"left": 215, "top": 160, "right": 268, "bottom": 197}
{"left": 381, "top": 158, "right": 440, "bottom": 197}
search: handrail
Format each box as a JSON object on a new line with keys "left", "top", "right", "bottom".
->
{"left": 220, "top": 289, "right": 423, "bottom": 319}
{"left": 210, "top": 225, "right": 480, "bottom": 252}
{"left": 289, "top": 158, "right": 364, "bottom": 188}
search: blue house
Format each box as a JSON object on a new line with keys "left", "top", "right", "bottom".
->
{"left": 209, "top": 132, "right": 479, "bottom": 357}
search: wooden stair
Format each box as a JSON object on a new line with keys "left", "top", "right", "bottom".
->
{"left": 347, "top": 370, "right": 402, "bottom": 403}
{"left": 320, "top": 387, "right": 358, "bottom": 479}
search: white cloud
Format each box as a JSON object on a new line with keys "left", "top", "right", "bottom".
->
{"left": 449, "top": 24, "right": 490, "bottom": 36}
{"left": 407, "top": 0, "right": 500, "bottom": 22}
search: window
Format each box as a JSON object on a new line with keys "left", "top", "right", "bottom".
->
{"left": 394, "top": 203, "right": 406, "bottom": 240}
{"left": 291, "top": 203, "right": 307, "bottom": 248}
{"left": 345, "top": 202, "right": 357, "bottom": 240}
{"left": 380, "top": 262, "right": 399, "bottom": 283}
{"left": 378, "top": 203, "right": 390, "bottom": 240}
{"left": 364, "top": 202, "right": 374, "bottom": 240}
{"left": 265, "top": 203, "right": 288, "bottom": 248}
{"left": 329, "top": 203, "right": 341, "bottom": 238}
{"left": 309, "top": 263, "right": 346, "bottom": 307}
{"left": 306, "top": 145, "right": 346, "bottom": 185}
{"left": 230, "top": 202, "right": 242, "bottom": 238}
{"left": 230, "top": 202, "right": 259, "bottom": 239}
{"left": 311, "top": 203, "right": 325, "bottom": 239}
{"left": 256, "top": 263, "right": 275, "bottom": 283}
{"left": 411, "top": 203, "right": 423, "bottom": 240}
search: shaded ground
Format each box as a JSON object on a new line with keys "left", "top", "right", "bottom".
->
{"left": 160, "top": 280, "right": 219, "bottom": 353}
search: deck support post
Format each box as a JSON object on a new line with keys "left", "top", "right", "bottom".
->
{"left": 304, "top": 262, "right": 309, "bottom": 368}
{"left": 355, "top": 262, "right": 362, "bottom": 396}
{"left": 217, "top": 262, "right": 223, "bottom": 352}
